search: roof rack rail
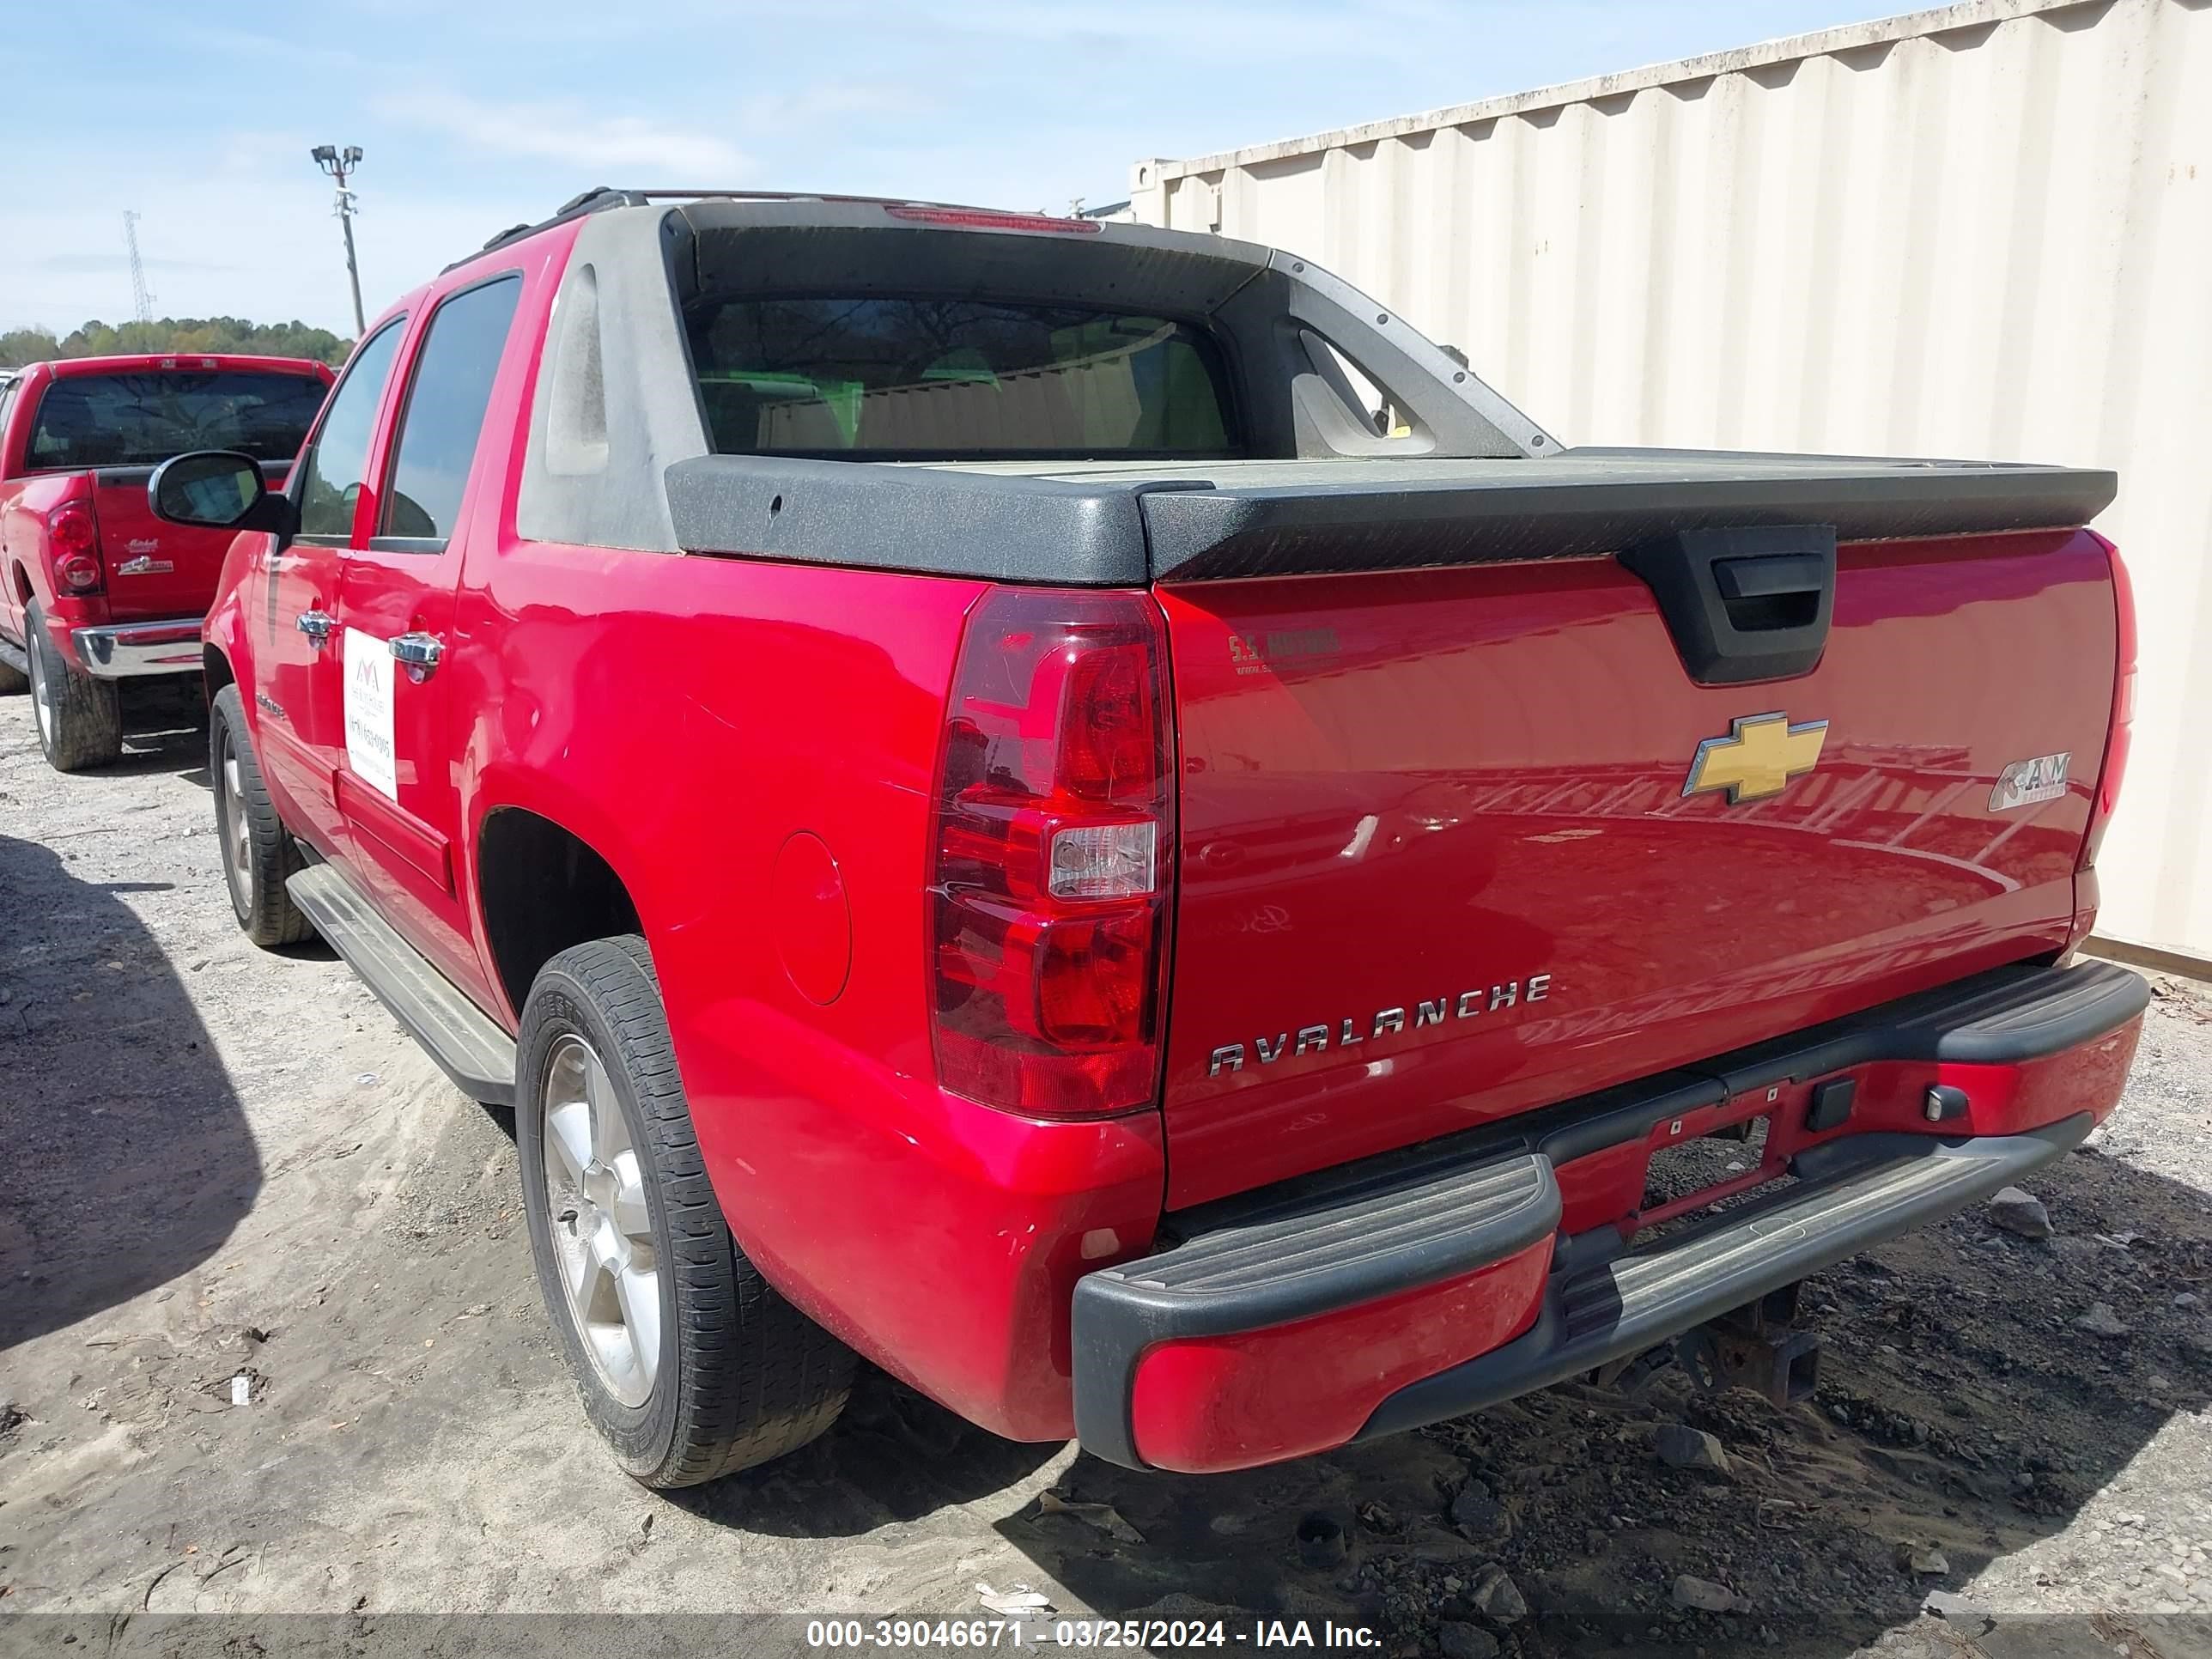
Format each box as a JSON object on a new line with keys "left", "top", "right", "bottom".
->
{"left": 453, "top": 186, "right": 1046, "bottom": 270}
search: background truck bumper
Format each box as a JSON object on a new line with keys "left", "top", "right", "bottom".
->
{"left": 1073, "top": 960, "right": 2147, "bottom": 1473}
{"left": 70, "top": 617, "right": 204, "bottom": 678}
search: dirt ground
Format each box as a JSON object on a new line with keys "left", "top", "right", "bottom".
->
{"left": 3, "top": 688, "right": 2211, "bottom": 1659}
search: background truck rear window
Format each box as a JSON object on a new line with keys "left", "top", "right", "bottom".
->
{"left": 27, "top": 371, "right": 325, "bottom": 469}
{"left": 686, "top": 297, "right": 1236, "bottom": 459}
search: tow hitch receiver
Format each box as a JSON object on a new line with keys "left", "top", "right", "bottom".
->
{"left": 1677, "top": 1283, "right": 1822, "bottom": 1408}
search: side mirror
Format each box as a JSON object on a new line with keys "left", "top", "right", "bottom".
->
{"left": 148, "top": 451, "right": 299, "bottom": 537}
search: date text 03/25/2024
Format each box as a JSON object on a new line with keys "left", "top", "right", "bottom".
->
{"left": 805, "top": 1619, "right": 1382, "bottom": 1650}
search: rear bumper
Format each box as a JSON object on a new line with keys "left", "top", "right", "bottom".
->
{"left": 70, "top": 617, "right": 204, "bottom": 678}
{"left": 1072, "top": 959, "right": 2147, "bottom": 1472}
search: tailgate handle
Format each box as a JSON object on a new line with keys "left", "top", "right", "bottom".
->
{"left": 1714, "top": 553, "right": 1825, "bottom": 601}
{"left": 1620, "top": 526, "right": 1837, "bottom": 687}
{"left": 1713, "top": 553, "right": 1826, "bottom": 632}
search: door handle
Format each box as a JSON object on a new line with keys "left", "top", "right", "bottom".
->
{"left": 388, "top": 631, "right": 444, "bottom": 681}
{"left": 296, "top": 609, "right": 336, "bottom": 646}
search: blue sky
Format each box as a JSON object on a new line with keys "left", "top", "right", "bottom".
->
{"left": 1, "top": 1, "right": 1902, "bottom": 337}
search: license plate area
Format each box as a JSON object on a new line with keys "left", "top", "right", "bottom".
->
{"left": 1632, "top": 1103, "right": 1793, "bottom": 1239}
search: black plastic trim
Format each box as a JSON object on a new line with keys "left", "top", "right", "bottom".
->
{"left": 1070, "top": 958, "right": 2145, "bottom": 1469}
{"left": 665, "top": 449, "right": 2114, "bottom": 587}
{"left": 1806, "top": 1076, "right": 1856, "bottom": 1133}
{"left": 666, "top": 453, "right": 1206, "bottom": 585}
{"left": 1355, "top": 1115, "right": 2091, "bottom": 1442}
{"left": 1617, "top": 524, "right": 1836, "bottom": 685}
{"left": 1138, "top": 453, "right": 2116, "bottom": 582}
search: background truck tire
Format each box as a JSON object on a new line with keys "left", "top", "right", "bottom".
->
{"left": 517, "top": 936, "right": 854, "bottom": 1487}
{"left": 24, "top": 599, "right": 119, "bottom": 772}
{"left": 210, "top": 683, "right": 313, "bottom": 948}
{"left": 0, "top": 644, "right": 27, "bottom": 695}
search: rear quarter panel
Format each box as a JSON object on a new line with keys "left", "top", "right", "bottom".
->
{"left": 411, "top": 234, "right": 1162, "bottom": 1436}
{"left": 457, "top": 542, "right": 1167, "bottom": 1437}
{"left": 0, "top": 471, "right": 108, "bottom": 653}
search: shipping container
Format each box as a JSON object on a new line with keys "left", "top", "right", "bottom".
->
{"left": 1131, "top": 0, "right": 2212, "bottom": 964}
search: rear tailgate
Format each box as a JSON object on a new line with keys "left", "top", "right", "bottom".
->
{"left": 89, "top": 463, "right": 291, "bottom": 621}
{"left": 1151, "top": 463, "right": 2120, "bottom": 1208}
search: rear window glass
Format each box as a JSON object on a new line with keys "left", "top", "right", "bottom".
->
{"left": 685, "top": 297, "right": 1237, "bottom": 459}
{"left": 27, "top": 371, "right": 325, "bottom": 470}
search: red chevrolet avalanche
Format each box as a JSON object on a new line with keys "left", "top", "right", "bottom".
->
{"left": 147, "top": 190, "right": 2144, "bottom": 1484}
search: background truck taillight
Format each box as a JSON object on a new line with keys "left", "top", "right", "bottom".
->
{"left": 928, "top": 586, "right": 1175, "bottom": 1118}
{"left": 2081, "top": 532, "right": 2136, "bottom": 872}
{"left": 47, "top": 501, "right": 102, "bottom": 593}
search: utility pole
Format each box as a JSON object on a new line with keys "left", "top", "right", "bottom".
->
{"left": 310, "top": 144, "right": 366, "bottom": 337}
{"left": 120, "top": 211, "right": 154, "bottom": 323}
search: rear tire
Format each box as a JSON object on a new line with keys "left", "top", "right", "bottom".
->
{"left": 517, "top": 937, "right": 854, "bottom": 1486}
{"left": 25, "top": 600, "right": 120, "bottom": 771}
{"left": 210, "top": 684, "right": 313, "bottom": 948}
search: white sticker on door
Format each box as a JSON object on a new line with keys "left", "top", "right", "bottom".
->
{"left": 343, "top": 627, "right": 398, "bottom": 799}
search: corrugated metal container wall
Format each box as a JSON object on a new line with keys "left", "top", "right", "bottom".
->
{"left": 1131, "top": 0, "right": 2212, "bottom": 963}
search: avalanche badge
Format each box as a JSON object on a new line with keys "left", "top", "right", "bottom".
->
{"left": 1683, "top": 713, "right": 1827, "bottom": 805}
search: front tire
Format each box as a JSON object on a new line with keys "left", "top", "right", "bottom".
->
{"left": 210, "top": 684, "right": 312, "bottom": 947}
{"left": 25, "top": 600, "right": 120, "bottom": 772}
{"left": 517, "top": 937, "right": 854, "bottom": 1487}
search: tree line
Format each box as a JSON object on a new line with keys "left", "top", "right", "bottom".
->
{"left": 0, "top": 317, "right": 353, "bottom": 369}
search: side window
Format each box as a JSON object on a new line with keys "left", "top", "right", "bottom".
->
{"left": 0, "top": 381, "right": 17, "bottom": 472}
{"left": 377, "top": 275, "right": 523, "bottom": 549}
{"left": 296, "top": 319, "right": 407, "bottom": 542}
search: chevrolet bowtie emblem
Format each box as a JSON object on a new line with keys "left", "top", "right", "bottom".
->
{"left": 1683, "top": 713, "right": 1827, "bottom": 805}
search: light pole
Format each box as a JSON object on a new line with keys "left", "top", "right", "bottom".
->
{"left": 311, "top": 144, "right": 366, "bottom": 337}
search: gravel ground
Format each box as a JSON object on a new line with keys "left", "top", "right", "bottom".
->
{"left": 3, "top": 687, "right": 2210, "bottom": 1659}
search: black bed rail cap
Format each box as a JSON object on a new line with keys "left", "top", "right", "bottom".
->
{"left": 665, "top": 453, "right": 1213, "bottom": 586}
{"left": 1137, "top": 451, "right": 2119, "bottom": 581}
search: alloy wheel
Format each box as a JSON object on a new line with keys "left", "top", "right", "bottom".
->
{"left": 216, "top": 727, "right": 252, "bottom": 902}
{"left": 539, "top": 1032, "right": 661, "bottom": 1407}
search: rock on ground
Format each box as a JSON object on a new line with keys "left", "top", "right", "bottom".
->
{"left": 1896, "top": 1543, "right": 1950, "bottom": 1576}
{"left": 1652, "top": 1421, "right": 1733, "bottom": 1476}
{"left": 1674, "top": 1574, "right": 1739, "bottom": 1613}
{"left": 1468, "top": 1562, "right": 1527, "bottom": 1625}
{"left": 1449, "top": 1476, "right": 1499, "bottom": 1531}
{"left": 2075, "top": 1300, "right": 2131, "bottom": 1337}
{"left": 1988, "top": 1186, "right": 2053, "bottom": 1238}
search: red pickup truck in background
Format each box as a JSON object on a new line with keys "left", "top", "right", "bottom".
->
{"left": 149, "top": 191, "right": 2145, "bottom": 1486}
{"left": 0, "top": 353, "right": 331, "bottom": 769}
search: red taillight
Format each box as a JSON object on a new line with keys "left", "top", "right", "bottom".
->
{"left": 2081, "top": 532, "right": 2136, "bottom": 872}
{"left": 49, "top": 502, "right": 102, "bottom": 592}
{"left": 929, "top": 586, "right": 1175, "bottom": 1118}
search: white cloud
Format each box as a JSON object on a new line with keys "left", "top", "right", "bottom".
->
{"left": 375, "top": 90, "right": 750, "bottom": 179}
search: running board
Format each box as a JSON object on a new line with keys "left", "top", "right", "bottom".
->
{"left": 287, "top": 865, "right": 517, "bottom": 1106}
{"left": 0, "top": 635, "right": 27, "bottom": 676}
